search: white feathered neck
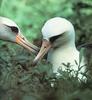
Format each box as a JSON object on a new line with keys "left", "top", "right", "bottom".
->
{"left": 42, "top": 17, "right": 86, "bottom": 79}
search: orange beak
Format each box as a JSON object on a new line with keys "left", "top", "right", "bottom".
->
{"left": 32, "top": 39, "right": 51, "bottom": 65}
{"left": 16, "top": 33, "right": 39, "bottom": 54}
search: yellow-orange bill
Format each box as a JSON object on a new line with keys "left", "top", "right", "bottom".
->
{"left": 16, "top": 34, "right": 39, "bottom": 54}
{"left": 32, "top": 39, "right": 51, "bottom": 66}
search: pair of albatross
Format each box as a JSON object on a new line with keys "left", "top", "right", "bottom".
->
{"left": 0, "top": 16, "right": 86, "bottom": 79}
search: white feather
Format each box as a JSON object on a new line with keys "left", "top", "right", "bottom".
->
{"left": 0, "top": 16, "right": 19, "bottom": 28}
{"left": 42, "top": 17, "right": 86, "bottom": 79}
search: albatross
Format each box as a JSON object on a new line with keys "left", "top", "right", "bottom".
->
{"left": 33, "top": 17, "right": 86, "bottom": 79}
{"left": 0, "top": 16, "right": 39, "bottom": 53}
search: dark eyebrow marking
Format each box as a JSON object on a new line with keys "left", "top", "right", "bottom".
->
{"left": 50, "top": 34, "right": 63, "bottom": 43}
{"left": 10, "top": 26, "right": 19, "bottom": 33}
{"left": 5, "top": 24, "right": 19, "bottom": 34}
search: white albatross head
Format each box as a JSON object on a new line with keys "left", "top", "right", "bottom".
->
{"left": 32, "top": 17, "right": 86, "bottom": 80}
{"left": 33, "top": 17, "right": 76, "bottom": 64}
{"left": 0, "top": 16, "right": 39, "bottom": 53}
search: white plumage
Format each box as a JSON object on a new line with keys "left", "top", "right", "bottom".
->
{"left": 33, "top": 17, "right": 86, "bottom": 79}
{"left": 0, "top": 16, "right": 39, "bottom": 53}
{"left": 0, "top": 16, "right": 19, "bottom": 28}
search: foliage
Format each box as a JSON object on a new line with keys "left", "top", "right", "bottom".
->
{"left": 0, "top": 0, "right": 92, "bottom": 43}
{"left": 0, "top": 0, "right": 79, "bottom": 40}
{"left": 0, "top": 0, "right": 92, "bottom": 100}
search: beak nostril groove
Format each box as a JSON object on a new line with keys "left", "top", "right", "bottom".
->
{"left": 44, "top": 46, "right": 47, "bottom": 48}
{"left": 22, "top": 37, "right": 25, "bottom": 40}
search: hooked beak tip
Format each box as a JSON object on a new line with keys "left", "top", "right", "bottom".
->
{"left": 33, "top": 39, "right": 51, "bottom": 65}
{"left": 31, "top": 60, "right": 38, "bottom": 67}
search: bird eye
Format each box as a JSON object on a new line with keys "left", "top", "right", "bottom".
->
{"left": 11, "top": 26, "right": 19, "bottom": 34}
{"left": 50, "top": 34, "right": 62, "bottom": 43}
{"left": 4, "top": 25, "right": 19, "bottom": 34}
